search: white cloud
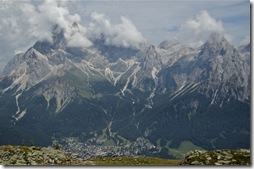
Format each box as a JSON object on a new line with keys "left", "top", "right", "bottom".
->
{"left": 0, "top": 0, "right": 92, "bottom": 56}
{"left": 0, "top": 1, "right": 148, "bottom": 73}
{"left": 182, "top": 10, "right": 224, "bottom": 35}
{"left": 0, "top": 1, "right": 250, "bottom": 73}
{"left": 22, "top": 0, "right": 92, "bottom": 48}
{"left": 20, "top": 3, "right": 53, "bottom": 42}
{"left": 180, "top": 10, "right": 231, "bottom": 47}
{"left": 88, "top": 12, "right": 147, "bottom": 49}
{"left": 0, "top": 1, "right": 32, "bottom": 58}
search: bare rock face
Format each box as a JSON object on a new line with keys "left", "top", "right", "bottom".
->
{"left": 0, "top": 31, "right": 250, "bottom": 157}
{"left": 0, "top": 145, "right": 94, "bottom": 165}
{"left": 180, "top": 149, "right": 250, "bottom": 165}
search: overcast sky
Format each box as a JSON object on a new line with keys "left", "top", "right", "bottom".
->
{"left": 0, "top": 0, "right": 251, "bottom": 72}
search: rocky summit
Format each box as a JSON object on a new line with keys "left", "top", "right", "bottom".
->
{"left": 180, "top": 149, "right": 250, "bottom": 165}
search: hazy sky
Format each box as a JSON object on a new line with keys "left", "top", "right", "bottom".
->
{"left": 0, "top": 0, "right": 251, "bottom": 71}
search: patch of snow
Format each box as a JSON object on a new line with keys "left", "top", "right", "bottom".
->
{"left": 147, "top": 67, "right": 159, "bottom": 107}
{"left": 15, "top": 93, "right": 22, "bottom": 115}
{"left": 88, "top": 64, "right": 105, "bottom": 77}
{"left": 114, "top": 59, "right": 137, "bottom": 86}
{"left": 130, "top": 65, "right": 140, "bottom": 88}
{"left": 176, "top": 80, "right": 186, "bottom": 93}
{"left": 56, "top": 98, "right": 71, "bottom": 113}
{"left": 3, "top": 64, "right": 28, "bottom": 93}
{"left": 104, "top": 67, "right": 115, "bottom": 84}
{"left": 99, "top": 106, "right": 108, "bottom": 115}
{"left": 13, "top": 109, "right": 27, "bottom": 121}
{"left": 44, "top": 94, "right": 50, "bottom": 110}
{"left": 121, "top": 65, "right": 140, "bottom": 95}
{"left": 209, "top": 89, "right": 218, "bottom": 106}
{"left": 16, "top": 109, "right": 27, "bottom": 121}
{"left": 169, "top": 82, "right": 201, "bottom": 101}
{"left": 220, "top": 100, "right": 224, "bottom": 107}
{"left": 151, "top": 67, "right": 157, "bottom": 80}
{"left": 145, "top": 104, "right": 152, "bottom": 109}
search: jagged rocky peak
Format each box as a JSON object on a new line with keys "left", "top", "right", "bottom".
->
{"left": 207, "top": 32, "right": 224, "bottom": 42}
{"left": 157, "top": 39, "right": 180, "bottom": 50}
{"left": 51, "top": 25, "right": 66, "bottom": 49}
{"left": 199, "top": 33, "right": 235, "bottom": 58}
{"left": 244, "top": 43, "right": 250, "bottom": 53}
{"left": 3, "top": 47, "right": 49, "bottom": 76}
{"left": 91, "top": 35, "right": 140, "bottom": 62}
{"left": 3, "top": 53, "right": 24, "bottom": 75}
{"left": 33, "top": 25, "right": 66, "bottom": 55}
{"left": 157, "top": 38, "right": 193, "bottom": 66}
{"left": 238, "top": 43, "right": 250, "bottom": 66}
{"left": 238, "top": 43, "right": 250, "bottom": 54}
{"left": 204, "top": 33, "right": 231, "bottom": 49}
{"left": 141, "top": 45, "right": 162, "bottom": 69}
{"left": 196, "top": 33, "right": 244, "bottom": 74}
{"left": 188, "top": 33, "right": 250, "bottom": 102}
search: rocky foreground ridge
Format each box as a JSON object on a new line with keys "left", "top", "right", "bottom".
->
{"left": 0, "top": 145, "right": 94, "bottom": 165}
{"left": 0, "top": 145, "right": 251, "bottom": 165}
{"left": 180, "top": 149, "right": 250, "bottom": 165}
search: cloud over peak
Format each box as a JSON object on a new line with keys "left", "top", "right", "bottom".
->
{"left": 179, "top": 10, "right": 232, "bottom": 47}
{"left": 0, "top": 0, "right": 249, "bottom": 72}
{"left": 21, "top": 0, "right": 92, "bottom": 48}
{"left": 88, "top": 12, "right": 147, "bottom": 49}
{"left": 1, "top": 1, "right": 146, "bottom": 50}
{"left": 182, "top": 10, "right": 224, "bottom": 35}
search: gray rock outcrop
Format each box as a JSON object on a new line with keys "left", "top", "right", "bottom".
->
{"left": 180, "top": 149, "right": 250, "bottom": 165}
{"left": 0, "top": 145, "right": 94, "bottom": 165}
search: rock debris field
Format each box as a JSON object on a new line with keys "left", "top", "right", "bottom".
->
{"left": 180, "top": 149, "right": 250, "bottom": 165}
{"left": 0, "top": 145, "right": 94, "bottom": 165}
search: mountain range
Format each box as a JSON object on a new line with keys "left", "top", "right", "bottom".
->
{"left": 0, "top": 27, "right": 250, "bottom": 158}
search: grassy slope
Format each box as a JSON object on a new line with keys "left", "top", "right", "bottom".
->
{"left": 168, "top": 140, "right": 204, "bottom": 158}
{"left": 61, "top": 67, "right": 92, "bottom": 98}
{"left": 89, "top": 156, "right": 182, "bottom": 166}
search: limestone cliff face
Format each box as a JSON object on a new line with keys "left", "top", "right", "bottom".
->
{"left": 0, "top": 31, "right": 250, "bottom": 155}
